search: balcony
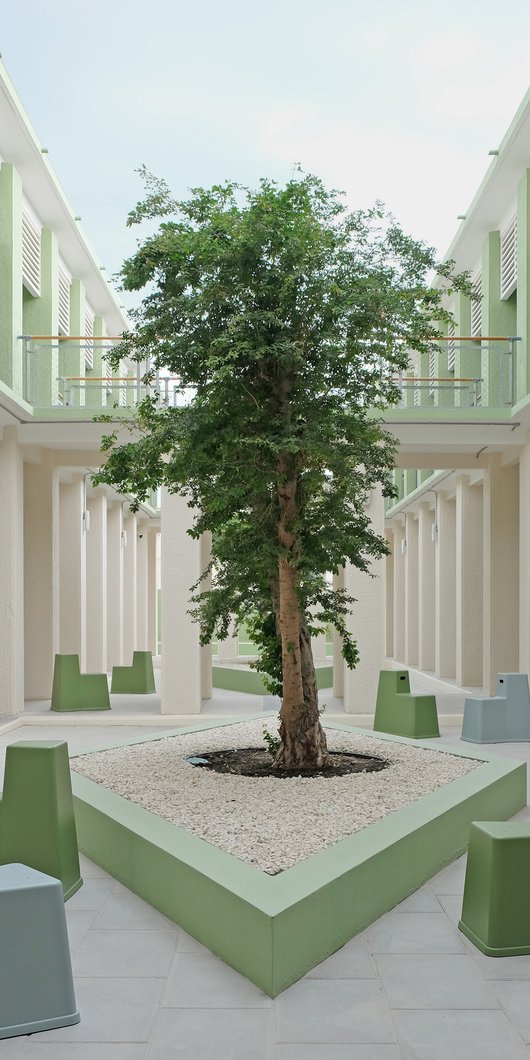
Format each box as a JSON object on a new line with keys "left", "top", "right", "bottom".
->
{"left": 393, "top": 336, "right": 520, "bottom": 412}
{"left": 17, "top": 335, "right": 182, "bottom": 414}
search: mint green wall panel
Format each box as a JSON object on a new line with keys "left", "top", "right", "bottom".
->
{"left": 482, "top": 231, "right": 516, "bottom": 407}
{"left": 22, "top": 229, "right": 59, "bottom": 406}
{"left": 516, "top": 170, "right": 530, "bottom": 404}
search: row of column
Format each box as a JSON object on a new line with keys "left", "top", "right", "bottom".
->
{"left": 387, "top": 454, "right": 520, "bottom": 693}
{"left": 0, "top": 428, "right": 159, "bottom": 713}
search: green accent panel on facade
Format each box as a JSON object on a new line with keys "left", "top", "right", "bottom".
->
{"left": 85, "top": 315, "right": 105, "bottom": 410}
{"left": 459, "top": 821, "right": 530, "bottom": 956}
{"left": 50, "top": 654, "right": 111, "bottom": 712}
{"left": 212, "top": 664, "right": 333, "bottom": 695}
{"left": 71, "top": 720, "right": 526, "bottom": 996}
{"left": 22, "top": 228, "right": 59, "bottom": 406}
{"left": 111, "top": 651, "right": 156, "bottom": 694}
{"left": 482, "top": 231, "right": 516, "bottom": 407}
{"left": 0, "top": 741, "right": 82, "bottom": 900}
{"left": 60, "top": 277, "right": 85, "bottom": 407}
{"left": 0, "top": 163, "right": 23, "bottom": 393}
{"left": 517, "top": 170, "right": 530, "bottom": 404}
{"left": 454, "top": 291, "right": 481, "bottom": 408}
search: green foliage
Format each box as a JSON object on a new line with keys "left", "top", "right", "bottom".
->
{"left": 95, "top": 170, "right": 471, "bottom": 690}
{"left": 262, "top": 724, "right": 281, "bottom": 760}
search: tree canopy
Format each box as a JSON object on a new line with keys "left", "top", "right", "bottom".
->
{"left": 96, "top": 170, "right": 469, "bottom": 767}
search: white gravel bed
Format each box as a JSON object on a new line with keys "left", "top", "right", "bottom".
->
{"left": 72, "top": 721, "right": 481, "bottom": 875}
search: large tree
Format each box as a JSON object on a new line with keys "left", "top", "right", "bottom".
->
{"left": 97, "top": 171, "right": 467, "bottom": 769}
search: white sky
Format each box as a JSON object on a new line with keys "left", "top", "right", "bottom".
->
{"left": 2, "top": 0, "right": 530, "bottom": 309}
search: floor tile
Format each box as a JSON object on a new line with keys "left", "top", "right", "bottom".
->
{"left": 67, "top": 877, "right": 115, "bottom": 912}
{"left": 395, "top": 885, "right": 442, "bottom": 913}
{"left": 435, "top": 893, "right": 463, "bottom": 927}
{"left": 149, "top": 1008, "right": 273, "bottom": 1059}
{"left": 29, "top": 978, "right": 162, "bottom": 1043}
{"left": 174, "top": 928, "right": 211, "bottom": 954}
{"left": 488, "top": 981, "right": 530, "bottom": 1042}
{"left": 78, "top": 854, "right": 112, "bottom": 879}
{"left": 0, "top": 1044, "right": 148, "bottom": 1059}
{"left": 66, "top": 909, "right": 100, "bottom": 952}
{"left": 367, "top": 912, "right": 465, "bottom": 954}
{"left": 375, "top": 953, "right": 498, "bottom": 1009}
{"left": 430, "top": 856, "right": 467, "bottom": 895}
{"left": 161, "top": 952, "right": 271, "bottom": 1008}
{"left": 274, "top": 979, "right": 394, "bottom": 1044}
{"left": 392, "top": 1009, "right": 528, "bottom": 1060}
{"left": 467, "top": 949, "right": 530, "bottom": 980}
{"left": 276, "top": 1048, "right": 403, "bottom": 1060}
{"left": 93, "top": 891, "right": 176, "bottom": 931}
{"left": 73, "top": 929, "right": 177, "bottom": 978}
{"left": 306, "top": 937, "right": 376, "bottom": 979}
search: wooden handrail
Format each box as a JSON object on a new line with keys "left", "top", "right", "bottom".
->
{"left": 396, "top": 376, "right": 480, "bottom": 383}
{"left": 25, "top": 335, "right": 125, "bottom": 341}
{"left": 426, "top": 336, "right": 513, "bottom": 342}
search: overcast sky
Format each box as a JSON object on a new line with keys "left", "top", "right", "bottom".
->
{"left": 2, "top": 0, "right": 530, "bottom": 309}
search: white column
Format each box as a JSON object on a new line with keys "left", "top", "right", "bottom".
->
{"left": 160, "top": 489, "right": 203, "bottom": 713}
{"left": 520, "top": 436, "right": 530, "bottom": 677}
{"left": 455, "top": 477, "right": 483, "bottom": 686}
{"left": 122, "top": 510, "right": 138, "bottom": 662}
{"left": 86, "top": 490, "right": 107, "bottom": 673}
{"left": 24, "top": 451, "right": 60, "bottom": 699}
{"left": 392, "top": 522, "right": 406, "bottom": 662}
{"left": 418, "top": 503, "right": 435, "bottom": 671}
{"left": 404, "top": 512, "right": 419, "bottom": 666}
{"left": 136, "top": 519, "right": 149, "bottom": 649}
{"left": 107, "top": 503, "right": 124, "bottom": 668}
{"left": 332, "top": 568, "right": 345, "bottom": 697}
{"left": 0, "top": 428, "right": 24, "bottom": 714}
{"left": 59, "top": 474, "right": 86, "bottom": 668}
{"left": 385, "top": 532, "right": 394, "bottom": 658}
{"left": 343, "top": 489, "right": 385, "bottom": 714}
{"left": 147, "top": 528, "right": 158, "bottom": 656}
{"left": 435, "top": 492, "right": 456, "bottom": 678}
{"left": 483, "top": 455, "right": 519, "bottom": 693}
{"left": 200, "top": 531, "right": 212, "bottom": 700}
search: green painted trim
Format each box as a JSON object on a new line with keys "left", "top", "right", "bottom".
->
{"left": 212, "top": 664, "right": 333, "bottom": 695}
{"left": 71, "top": 718, "right": 526, "bottom": 996}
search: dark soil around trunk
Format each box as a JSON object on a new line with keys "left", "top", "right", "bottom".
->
{"left": 186, "top": 747, "right": 388, "bottom": 779}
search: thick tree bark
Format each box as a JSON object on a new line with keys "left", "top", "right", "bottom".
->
{"left": 274, "top": 614, "right": 330, "bottom": 770}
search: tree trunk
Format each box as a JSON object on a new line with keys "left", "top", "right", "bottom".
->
{"left": 274, "top": 560, "right": 330, "bottom": 770}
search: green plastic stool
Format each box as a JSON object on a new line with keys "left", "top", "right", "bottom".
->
{"left": 373, "top": 670, "right": 440, "bottom": 739}
{"left": 51, "top": 653, "right": 110, "bottom": 711}
{"left": 0, "top": 742, "right": 82, "bottom": 900}
{"left": 459, "top": 821, "right": 530, "bottom": 955}
{"left": 111, "top": 650, "right": 156, "bottom": 693}
{"left": 0, "top": 863, "right": 80, "bottom": 1039}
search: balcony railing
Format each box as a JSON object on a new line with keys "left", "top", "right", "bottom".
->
{"left": 18, "top": 335, "right": 183, "bottom": 410}
{"left": 394, "top": 336, "right": 520, "bottom": 410}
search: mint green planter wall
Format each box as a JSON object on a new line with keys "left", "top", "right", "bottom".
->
{"left": 212, "top": 664, "right": 333, "bottom": 695}
{"left": 71, "top": 720, "right": 526, "bottom": 997}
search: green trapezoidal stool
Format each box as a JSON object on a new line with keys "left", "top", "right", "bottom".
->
{"left": 459, "top": 821, "right": 530, "bottom": 956}
{"left": 51, "top": 653, "right": 110, "bottom": 711}
{"left": 373, "top": 669, "right": 440, "bottom": 739}
{"left": 0, "top": 741, "right": 82, "bottom": 900}
{"left": 111, "top": 650, "right": 156, "bottom": 693}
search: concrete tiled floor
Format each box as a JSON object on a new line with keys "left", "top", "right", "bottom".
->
{"left": 1, "top": 674, "right": 530, "bottom": 1057}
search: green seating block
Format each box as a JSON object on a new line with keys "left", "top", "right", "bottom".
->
{"left": 51, "top": 654, "right": 110, "bottom": 712}
{"left": 111, "top": 650, "right": 156, "bottom": 694}
{"left": 459, "top": 821, "right": 530, "bottom": 956}
{"left": 373, "top": 669, "right": 440, "bottom": 739}
{"left": 0, "top": 742, "right": 82, "bottom": 900}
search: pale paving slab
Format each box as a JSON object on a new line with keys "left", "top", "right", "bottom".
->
{"left": 305, "top": 936, "right": 376, "bottom": 979}
{"left": 275, "top": 1048, "right": 403, "bottom": 1060}
{"left": 29, "top": 979, "right": 163, "bottom": 1044}
{"left": 72, "top": 929, "right": 178, "bottom": 979}
{"left": 375, "top": 953, "right": 498, "bottom": 1009}
{"left": 488, "top": 981, "right": 530, "bottom": 1043}
{"left": 274, "top": 979, "right": 395, "bottom": 1044}
{"left": 0, "top": 1045, "right": 147, "bottom": 1059}
{"left": 148, "top": 1009, "right": 274, "bottom": 1060}
{"left": 161, "top": 952, "right": 272, "bottom": 1009}
{"left": 391, "top": 1009, "right": 528, "bottom": 1060}
{"left": 367, "top": 911, "right": 466, "bottom": 954}
{"left": 395, "top": 884, "right": 442, "bottom": 913}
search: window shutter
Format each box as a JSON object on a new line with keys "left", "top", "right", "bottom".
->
{"left": 58, "top": 268, "right": 70, "bottom": 334}
{"left": 471, "top": 274, "right": 482, "bottom": 337}
{"left": 22, "top": 212, "right": 41, "bottom": 296}
{"left": 447, "top": 323, "right": 456, "bottom": 373}
{"left": 500, "top": 214, "right": 517, "bottom": 299}
{"left": 84, "top": 310, "right": 94, "bottom": 370}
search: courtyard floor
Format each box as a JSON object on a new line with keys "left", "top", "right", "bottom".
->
{"left": 0, "top": 671, "right": 529, "bottom": 1058}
